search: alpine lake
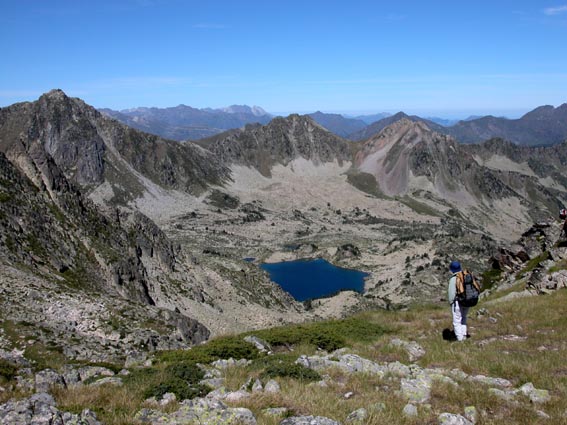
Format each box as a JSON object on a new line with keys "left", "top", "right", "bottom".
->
{"left": 260, "top": 258, "right": 369, "bottom": 302}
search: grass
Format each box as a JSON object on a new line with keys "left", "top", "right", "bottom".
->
{"left": 31, "top": 286, "right": 567, "bottom": 424}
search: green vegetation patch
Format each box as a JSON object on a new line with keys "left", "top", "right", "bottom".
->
{"left": 346, "top": 172, "right": 386, "bottom": 198}
{"left": 157, "top": 335, "right": 260, "bottom": 365}
{"left": 480, "top": 268, "right": 503, "bottom": 290}
{"left": 516, "top": 251, "right": 550, "bottom": 279}
{"left": 0, "top": 359, "right": 18, "bottom": 382}
{"left": 138, "top": 363, "right": 208, "bottom": 400}
{"left": 398, "top": 196, "right": 442, "bottom": 217}
{"left": 250, "top": 314, "right": 388, "bottom": 352}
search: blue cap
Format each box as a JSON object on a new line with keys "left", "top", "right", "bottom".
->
{"left": 449, "top": 261, "right": 462, "bottom": 273}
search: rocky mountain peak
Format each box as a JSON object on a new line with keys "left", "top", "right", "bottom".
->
{"left": 202, "top": 113, "right": 351, "bottom": 176}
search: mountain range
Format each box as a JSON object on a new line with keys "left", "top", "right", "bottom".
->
{"left": 349, "top": 105, "right": 567, "bottom": 146}
{"left": 102, "top": 101, "right": 567, "bottom": 147}
{"left": 1, "top": 89, "right": 567, "bottom": 363}
{"left": 100, "top": 103, "right": 273, "bottom": 141}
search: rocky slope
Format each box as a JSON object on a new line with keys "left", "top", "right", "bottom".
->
{"left": 2, "top": 219, "right": 566, "bottom": 423}
{"left": 0, "top": 90, "right": 310, "bottom": 362}
{"left": 0, "top": 89, "right": 230, "bottom": 203}
{"left": 198, "top": 114, "right": 352, "bottom": 176}
{"left": 348, "top": 112, "right": 446, "bottom": 141}
{"left": 354, "top": 119, "right": 567, "bottom": 234}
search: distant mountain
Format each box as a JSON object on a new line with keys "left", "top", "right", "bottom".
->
{"left": 348, "top": 104, "right": 567, "bottom": 146}
{"left": 347, "top": 112, "right": 446, "bottom": 141}
{"left": 199, "top": 114, "right": 352, "bottom": 176}
{"left": 100, "top": 103, "right": 273, "bottom": 141}
{"left": 444, "top": 104, "right": 567, "bottom": 145}
{"left": 351, "top": 112, "right": 391, "bottom": 125}
{"left": 307, "top": 111, "right": 367, "bottom": 138}
{"left": 425, "top": 117, "right": 459, "bottom": 127}
{"left": 219, "top": 104, "right": 268, "bottom": 117}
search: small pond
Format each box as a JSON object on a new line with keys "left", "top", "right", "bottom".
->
{"left": 260, "top": 258, "right": 369, "bottom": 301}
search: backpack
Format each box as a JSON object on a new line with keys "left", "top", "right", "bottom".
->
{"left": 560, "top": 209, "right": 567, "bottom": 220}
{"left": 455, "top": 270, "right": 481, "bottom": 307}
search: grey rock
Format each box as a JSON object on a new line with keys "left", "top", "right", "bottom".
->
{"left": 78, "top": 366, "right": 115, "bottom": 382}
{"left": 251, "top": 379, "right": 263, "bottom": 392}
{"left": 265, "top": 379, "right": 281, "bottom": 393}
{"left": 125, "top": 351, "right": 148, "bottom": 367}
{"left": 519, "top": 382, "right": 551, "bottom": 403}
{"left": 469, "top": 375, "right": 512, "bottom": 388}
{"left": 403, "top": 404, "right": 418, "bottom": 417}
{"left": 390, "top": 338, "right": 426, "bottom": 361}
{"left": 61, "top": 366, "right": 81, "bottom": 387}
{"left": 464, "top": 406, "right": 478, "bottom": 424}
{"left": 438, "top": 413, "right": 474, "bottom": 425}
{"left": 536, "top": 410, "right": 551, "bottom": 419}
{"left": 224, "top": 390, "right": 251, "bottom": 403}
{"left": 136, "top": 397, "right": 257, "bottom": 424}
{"left": 200, "top": 378, "right": 225, "bottom": 389}
{"left": 88, "top": 376, "right": 123, "bottom": 387}
{"left": 280, "top": 416, "right": 341, "bottom": 425}
{"left": 35, "top": 369, "right": 65, "bottom": 393}
{"left": 488, "top": 388, "right": 516, "bottom": 402}
{"left": 346, "top": 408, "right": 367, "bottom": 422}
{"left": 401, "top": 376, "right": 432, "bottom": 403}
{"left": 159, "top": 392, "right": 176, "bottom": 406}
{"left": 244, "top": 335, "right": 272, "bottom": 353}
{"left": 0, "top": 394, "right": 101, "bottom": 425}
{"left": 264, "top": 407, "right": 289, "bottom": 417}
{"left": 30, "top": 392, "right": 56, "bottom": 407}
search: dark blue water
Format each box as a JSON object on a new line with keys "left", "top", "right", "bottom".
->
{"left": 261, "top": 258, "right": 369, "bottom": 301}
{"left": 243, "top": 257, "right": 256, "bottom": 262}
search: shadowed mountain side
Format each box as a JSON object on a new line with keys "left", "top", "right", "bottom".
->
{"left": 0, "top": 90, "right": 230, "bottom": 204}
{"left": 308, "top": 111, "right": 368, "bottom": 138}
{"left": 196, "top": 114, "right": 353, "bottom": 176}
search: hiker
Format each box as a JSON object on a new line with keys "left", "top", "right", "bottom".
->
{"left": 448, "top": 260, "right": 470, "bottom": 341}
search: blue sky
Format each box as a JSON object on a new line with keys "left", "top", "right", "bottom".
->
{"left": 1, "top": 0, "right": 566, "bottom": 117}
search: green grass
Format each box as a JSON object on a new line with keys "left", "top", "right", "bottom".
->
{"left": 516, "top": 251, "right": 550, "bottom": 279}
{"left": 47, "top": 286, "right": 567, "bottom": 425}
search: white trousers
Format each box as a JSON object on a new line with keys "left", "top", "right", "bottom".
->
{"left": 452, "top": 302, "right": 469, "bottom": 341}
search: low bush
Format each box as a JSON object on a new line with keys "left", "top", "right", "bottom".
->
{"left": 250, "top": 315, "right": 387, "bottom": 352}
{"left": 0, "top": 359, "right": 18, "bottom": 381}
{"left": 157, "top": 336, "right": 259, "bottom": 364}
{"left": 263, "top": 362, "right": 321, "bottom": 382}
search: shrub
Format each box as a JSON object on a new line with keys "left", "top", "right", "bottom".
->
{"left": 263, "top": 362, "right": 321, "bottom": 382}
{"left": 143, "top": 378, "right": 207, "bottom": 401}
{"left": 158, "top": 336, "right": 259, "bottom": 365}
{"left": 0, "top": 359, "right": 18, "bottom": 381}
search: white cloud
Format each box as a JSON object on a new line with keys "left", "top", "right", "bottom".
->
{"left": 543, "top": 5, "right": 567, "bottom": 15}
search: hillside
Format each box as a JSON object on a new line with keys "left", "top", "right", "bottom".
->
{"left": 1, "top": 219, "right": 566, "bottom": 424}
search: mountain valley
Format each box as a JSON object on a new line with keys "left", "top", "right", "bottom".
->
{"left": 1, "top": 89, "right": 567, "bottom": 363}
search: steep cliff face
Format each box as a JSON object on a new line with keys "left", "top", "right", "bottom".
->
{"left": 200, "top": 114, "right": 352, "bottom": 176}
{"left": 0, "top": 150, "right": 211, "bottom": 359}
{"left": 0, "top": 90, "right": 230, "bottom": 203}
